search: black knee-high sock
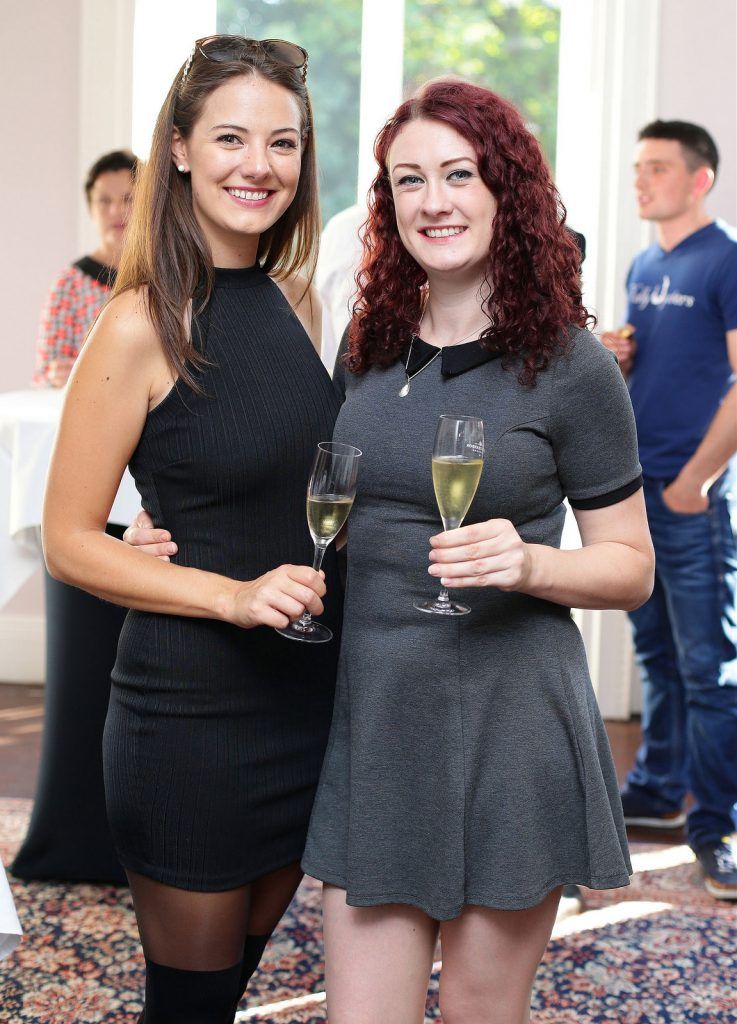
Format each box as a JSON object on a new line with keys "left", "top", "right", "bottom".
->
{"left": 140, "top": 958, "right": 242, "bottom": 1024}
{"left": 236, "top": 934, "right": 270, "bottom": 1005}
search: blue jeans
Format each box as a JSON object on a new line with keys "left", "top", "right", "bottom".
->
{"left": 625, "top": 472, "right": 737, "bottom": 849}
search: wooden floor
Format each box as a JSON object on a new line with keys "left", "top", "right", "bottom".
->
{"left": 0, "top": 682, "right": 685, "bottom": 846}
{"left": 0, "top": 684, "right": 44, "bottom": 799}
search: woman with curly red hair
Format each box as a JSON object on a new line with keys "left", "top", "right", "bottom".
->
{"left": 299, "top": 80, "right": 655, "bottom": 1022}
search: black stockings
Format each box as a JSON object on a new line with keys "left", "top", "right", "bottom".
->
{"left": 140, "top": 960, "right": 243, "bottom": 1024}
{"left": 129, "top": 862, "right": 303, "bottom": 1023}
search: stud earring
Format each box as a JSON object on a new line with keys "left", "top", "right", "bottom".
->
{"left": 177, "top": 164, "right": 187, "bottom": 173}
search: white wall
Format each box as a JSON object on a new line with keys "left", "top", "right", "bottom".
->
{"left": 0, "top": 1, "right": 81, "bottom": 393}
{"left": 0, "top": 1, "right": 82, "bottom": 664}
{"left": 0, "top": 1, "right": 136, "bottom": 674}
{"left": 658, "top": 0, "right": 736, "bottom": 225}
{"left": 0, "top": 0, "right": 137, "bottom": 387}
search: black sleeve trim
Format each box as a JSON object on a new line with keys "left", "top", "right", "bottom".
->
{"left": 568, "top": 474, "right": 643, "bottom": 510}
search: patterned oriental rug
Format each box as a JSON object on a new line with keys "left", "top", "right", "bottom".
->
{"left": 1, "top": 798, "right": 736, "bottom": 1023}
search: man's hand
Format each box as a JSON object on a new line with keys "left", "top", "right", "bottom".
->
{"left": 600, "top": 325, "right": 636, "bottom": 375}
{"left": 123, "top": 510, "right": 178, "bottom": 560}
{"left": 662, "top": 474, "right": 709, "bottom": 515}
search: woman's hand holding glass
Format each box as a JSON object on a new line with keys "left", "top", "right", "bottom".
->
{"left": 428, "top": 518, "right": 532, "bottom": 591}
{"left": 227, "top": 565, "right": 326, "bottom": 630}
{"left": 415, "top": 414, "right": 484, "bottom": 615}
{"left": 276, "top": 441, "right": 361, "bottom": 643}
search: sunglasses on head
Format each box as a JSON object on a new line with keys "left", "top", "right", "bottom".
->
{"left": 181, "top": 35, "right": 309, "bottom": 86}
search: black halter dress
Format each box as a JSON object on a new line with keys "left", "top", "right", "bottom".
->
{"left": 103, "top": 265, "right": 342, "bottom": 890}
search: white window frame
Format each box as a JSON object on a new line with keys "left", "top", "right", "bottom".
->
{"left": 77, "top": 0, "right": 136, "bottom": 253}
{"left": 557, "top": 0, "right": 661, "bottom": 718}
{"left": 357, "top": 0, "right": 405, "bottom": 199}
{"left": 76, "top": 0, "right": 217, "bottom": 253}
{"left": 132, "top": 0, "right": 218, "bottom": 159}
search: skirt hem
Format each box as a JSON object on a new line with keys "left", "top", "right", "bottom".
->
{"left": 302, "top": 860, "right": 631, "bottom": 921}
{"left": 118, "top": 849, "right": 306, "bottom": 892}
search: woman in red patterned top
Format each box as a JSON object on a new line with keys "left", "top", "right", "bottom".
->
{"left": 33, "top": 150, "right": 138, "bottom": 387}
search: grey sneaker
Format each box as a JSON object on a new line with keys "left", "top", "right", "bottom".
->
{"left": 695, "top": 838, "right": 737, "bottom": 900}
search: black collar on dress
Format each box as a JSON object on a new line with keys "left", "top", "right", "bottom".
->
{"left": 406, "top": 334, "right": 504, "bottom": 378}
{"left": 74, "top": 256, "right": 116, "bottom": 287}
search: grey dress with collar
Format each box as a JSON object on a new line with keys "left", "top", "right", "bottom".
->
{"left": 302, "top": 327, "right": 641, "bottom": 920}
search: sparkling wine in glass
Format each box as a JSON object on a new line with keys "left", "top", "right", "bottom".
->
{"left": 277, "top": 441, "right": 361, "bottom": 643}
{"left": 415, "top": 414, "right": 484, "bottom": 616}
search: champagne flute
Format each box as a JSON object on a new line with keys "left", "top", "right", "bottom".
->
{"left": 277, "top": 441, "right": 361, "bottom": 643}
{"left": 415, "top": 414, "right": 484, "bottom": 616}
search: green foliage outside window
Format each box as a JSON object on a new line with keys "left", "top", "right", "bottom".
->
{"left": 217, "top": 0, "right": 362, "bottom": 223}
{"left": 216, "top": 0, "right": 560, "bottom": 222}
{"left": 404, "top": 0, "right": 560, "bottom": 166}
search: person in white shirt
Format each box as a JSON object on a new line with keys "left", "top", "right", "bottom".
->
{"left": 314, "top": 203, "right": 365, "bottom": 372}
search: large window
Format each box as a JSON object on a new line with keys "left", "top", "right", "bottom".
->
{"left": 218, "top": 0, "right": 362, "bottom": 223}
{"left": 403, "top": 0, "right": 560, "bottom": 166}
{"left": 216, "top": 0, "right": 559, "bottom": 218}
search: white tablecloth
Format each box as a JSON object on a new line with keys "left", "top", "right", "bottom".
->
{"left": 0, "top": 389, "right": 141, "bottom": 607}
{"left": 0, "top": 859, "right": 21, "bottom": 959}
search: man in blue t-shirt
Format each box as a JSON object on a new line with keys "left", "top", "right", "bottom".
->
{"left": 602, "top": 120, "right": 737, "bottom": 900}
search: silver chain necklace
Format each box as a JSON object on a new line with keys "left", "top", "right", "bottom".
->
{"left": 398, "top": 336, "right": 440, "bottom": 397}
{"left": 398, "top": 324, "right": 486, "bottom": 397}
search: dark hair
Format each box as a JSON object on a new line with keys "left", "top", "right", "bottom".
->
{"left": 348, "top": 80, "right": 592, "bottom": 386}
{"left": 84, "top": 150, "right": 138, "bottom": 203}
{"left": 638, "top": 120, "right": 719, "bottom": 179}
{"left": 114, "top": 35, "right": 320, "bottom": 391}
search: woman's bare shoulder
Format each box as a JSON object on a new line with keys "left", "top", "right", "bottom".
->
{"left": 93, "top": 287, "right": 160, "bottom": 352}
{"left": 81, "top": 288, "right": 171, "bottom": 376}
{"left": 274, "top": 271, "right": 319, "bottom": 307}
{"left": 273, "top": 273, "right": 322, "bottom": 351}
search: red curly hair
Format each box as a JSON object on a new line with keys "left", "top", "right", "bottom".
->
{"left": 348, "top": 80, "right": 593, "bottom": 385}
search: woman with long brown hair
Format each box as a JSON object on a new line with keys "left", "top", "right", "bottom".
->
{"left": 298, "top": 80, "right": 655, "bottom": 1022}
{"left": 42, "top": 36, "right": 341, "bottom": 1022}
